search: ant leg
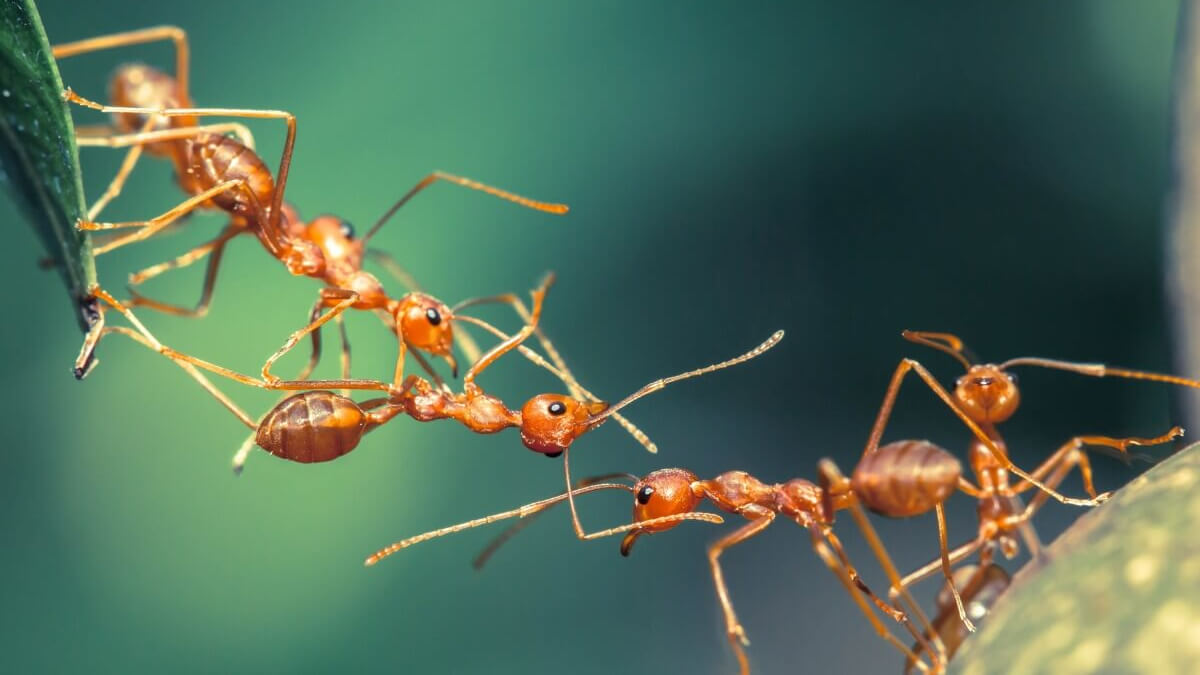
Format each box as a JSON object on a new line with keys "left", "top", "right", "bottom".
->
{"left": 461, "top": 275, "right": 553, "bottom": 386}
{"left": 83, "top": 287, "right": 255, "bottom": 428}
{"left": 84, "top": 180, "right": 248, "bottom": 255}
{"left": 260, "top": 289, "right": 359, "bottom": 386}
{"left": 335, "top": 312, "right": 352, "bottom": 397}
{"left": 63, "top": 92, "right": 296, "bottom": 245}
{"left": 1012, "top": 427, "right": 1183, "bottom": 502}
{"left": 705, "top": 511, "right": 775, "bottom": 675}
{"left": 361, "top": 171, "right": 568, "bottom": 243}
{"left": 127, "top": 226, "right": 239, "bottom": 317}
{"left": 85, "top": 116, "right": 155, "bottom": 221}
{"left": 818, "top": 459, "right": 947, "bottom": 661}
{"left": 76, "top": 123, "right": 256, "bottom": 151}
{"left": 863, "top": 358, "right": 1104, "bottom": 507}
{"left": 53, "top": 26, "right": 190, "bottom": 98}
{"left": 806, "top": 524, "right": 937, "bottom": 674}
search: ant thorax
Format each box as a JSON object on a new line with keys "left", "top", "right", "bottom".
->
{"left": 699, "top": 471, "right": 775, "bottom": 512}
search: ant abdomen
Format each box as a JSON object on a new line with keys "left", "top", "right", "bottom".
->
{"left": 255, "top": 391, "right": 368, "bottom": 463}
{"left": 851, "top": 440, "right": 961, "bottom": 517}
{"left": 180, "top": 133, "right": 274, "bottom": 215}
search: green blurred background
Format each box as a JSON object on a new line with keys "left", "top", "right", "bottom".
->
{"left": 0, "top": 1, "right": 1188, "bottom": 672}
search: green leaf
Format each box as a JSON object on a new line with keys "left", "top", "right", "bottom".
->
{"left": 0, "top": 0, "right": 96, "bottom": 331}
{"left": 948, "top": 442, "right": 1200, "bottom": 674}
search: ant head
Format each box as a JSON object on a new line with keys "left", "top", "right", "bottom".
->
{"left": 621, "top": 469, "right": 702, "bottom": 555}
{"left": 282, "top": 240, "right": 327, "bottom": 278}
{"left": 395, "top": 292, "right": 456, "bottom": 366}
{"left": 954, "top": 365, "right": 1020, "bottom": 423}
{"left": 518, "top": 395, "right": 610, "bottom": 457}
{"left": 303, "top": 215, "right": 364, "bottom": 268}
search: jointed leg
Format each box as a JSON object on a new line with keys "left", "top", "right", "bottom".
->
{"left": 85, "top": 180, "right": 250, "bottom": 256}
{"left": 1012, "top": 427, "right": 1183, "bottom": 502}
{"left": 86, "top": 116, "right": 155, "bottom": 221}
{"left": 63, "top": 91, "right": 296, "bottom": 245}
{"left": 53, "top": 26, "right": 190, "bottom": 97}
{"left": 76, "top": 122, "right": 256, "bottom": 151}
{"left": 706, "top": 512, "right": 775, "bottom": 675}
{"left": 461, "top": 275, "right": 553, "bottom": 386}
{"left": 818, "top": 460, "right": 947, "bottom": 660}
{"left": 261, "top": 288, "right": 360, "bottom": 386}
{"left": 863, "top": 358, "right": 1104, "bottom": 507}
{"left": 127, "top": 226, "right": 240, "bottom": 317}
{"left": 807, "top": 526, "right": 939, "bottom": 674}
{"left": 82, "top": 287, "right": 255, "bottom": 428}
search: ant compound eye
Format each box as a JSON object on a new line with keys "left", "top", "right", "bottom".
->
{"left": 636, "top": 485, "right": 655, "bottom": 505}
{"left": 425, "top": 307, "right": 442, "bottom": 326}
{"left": 1006, "top": 372, "right": 1018, "bottom": 385}
{"left": 548, "top": 401, "right": 567, "bottom": 416}
{"left": 339, "top": 219, "right": 355, "bottom": 239}
{"left": 954, "top": 376, "right": 965, "bottom": 388}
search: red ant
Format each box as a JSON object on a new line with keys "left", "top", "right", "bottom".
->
{"left": 55, "top": 27, "right": 568, "bottom": 384}
{"left": 867, "top": 331, "right": 1195, "bottom": 598}
{"left": 458, "top": 432, "right": 1180, "bottom": 674}
{"left": 86, "top": 278, "right": 775, "bottom": 491}
{"left": 365, "top": 443, "right": 992, "bottom": 674}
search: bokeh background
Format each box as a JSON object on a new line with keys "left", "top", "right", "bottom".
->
{"left": 0, "top": 1, "right": 1188, "bottom": 673}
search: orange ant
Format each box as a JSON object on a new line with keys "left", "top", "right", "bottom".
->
{"left": 851, "top": 331, "right": 1194, "bottom": 625}
{"left": 54, "top": 27, "right": 568, "bottom": 384}
{"left": 366, "top": 443, "right": 995, "bottom": 674}
{"left": 85, "top": 275, "right": 775, "bottom": 492}
{"left": 460, "top": 393, "right": 1182, "bottom": 674}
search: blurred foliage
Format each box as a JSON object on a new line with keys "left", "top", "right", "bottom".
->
{"left": 950, "top": 442, "right": 1200, "bottom": 674}
{"left": 0, "top": 0, "right": 93, "bottom": 328}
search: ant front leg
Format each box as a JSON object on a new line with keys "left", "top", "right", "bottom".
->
{"left": 1013, "top": 427, "right": 1183, "bottom": 518}
{"left": 865, "top": 358, "right": 1103, "bottom": 507}
{"left": 706, "top": 510, "right": 774, "bottom": 675}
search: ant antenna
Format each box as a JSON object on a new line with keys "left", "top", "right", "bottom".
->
{"left": 365, "top": 483, "right": 722, "bottom": 566}
{"left": 587, "top": 330, "right": 785, "bottom": 425}
{"left": 997, "top": 357, "right": 1200, "bottom": 390}
{"left": 362, "top": 171, "right": 569, "bottom": 245}
{"left": 901, "top": 330, "right": 973, "bottom": 371}
{"left": 472, "top": 473, "right": 640, "bottom": 570}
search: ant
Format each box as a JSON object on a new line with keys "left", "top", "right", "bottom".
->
{"left": 462, "top": 416, "right": 1181, "bottom": 671}
{"left": 372, "top": 442, "right": 1025, "bottom": 674}
{"left": 86, "top": 276, "right": 772, "bottom": 492}
{"left": 848, "top": 331, "right": 1196, "bottom": 626}
{"left": 55, "top": 27, "right": 568, "bottom": 384}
